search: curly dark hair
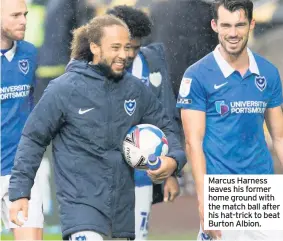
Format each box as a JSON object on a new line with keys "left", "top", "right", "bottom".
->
{"left": 71, "top": 15, "right": 128, "bottom": 62}
{"left": 106, "top": 5, "right": 152, "bottom": 38}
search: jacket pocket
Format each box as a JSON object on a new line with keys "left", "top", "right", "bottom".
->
{"left": 74, "top": 155, "right": 111, "bottom": 209}
{"left": 54, "top": 154, "right": 80, "bottom": 201}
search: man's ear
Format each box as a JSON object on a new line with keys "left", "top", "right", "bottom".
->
{"left": 90, "top": 42, "right": 99, "bottom": 56}
{"left": 249, "top": 18, "right": 256, "bottom": 31}
{"left": 211, "top": 19, "right": 218, "bottom": 33}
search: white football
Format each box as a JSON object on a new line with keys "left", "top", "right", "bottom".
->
{"left": 123, "top": 124, "right": 169, "bottom": 169}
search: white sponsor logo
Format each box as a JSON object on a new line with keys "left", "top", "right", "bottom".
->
{"left": 177, "top": 98, "right": 192, "bottom": 105}
{"left": 0, "top": 84, "right": 31, "bottom": 100}
{"left": 214, "top": 82, "right": 228, "bottom": 90}
{"left": 230, "top": 101, "right": 267, "bottom": 114}
{"left": 78, "top": 108, "right": 94, "bottom": 115}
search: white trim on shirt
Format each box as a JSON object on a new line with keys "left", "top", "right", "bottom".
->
{"left": 0, "top": 41, "right": 17, "bottom": 62}
{"left": 213, "top": 44, "right": 260, "bottom": 78}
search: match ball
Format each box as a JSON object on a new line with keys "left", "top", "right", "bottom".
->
{"left": 123, "top": 124, "right": 169, "bottom": 169}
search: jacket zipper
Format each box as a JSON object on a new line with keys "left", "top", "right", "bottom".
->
{"left": 106, "top": 80, "right": 112, "bottom": 148}
{"left": 106, "top": 79, "right": 118, "bottom": 229}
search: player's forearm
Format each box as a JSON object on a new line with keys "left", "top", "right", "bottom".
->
{"left": 273, "top": 137, "right": 283, "bottom": 167}
{"left": 185, "top": 142, "right": 206, "bottom": 203}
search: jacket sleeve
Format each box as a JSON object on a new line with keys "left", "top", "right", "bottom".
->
{"left": 9, "top": 79, "right": 68, "bottom": 201}
{"left": 140, "top": 84, "right": 186, "bottom": 175}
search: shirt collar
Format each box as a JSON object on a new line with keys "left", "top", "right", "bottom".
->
{"left": 213, "top": 44, "right": 260, "bottom": 78}
{"left": 0, "top": 41, "right": 17, "bottom": 62}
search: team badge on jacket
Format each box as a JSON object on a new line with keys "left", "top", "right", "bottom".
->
{"left": 149, "top": 72, "right": 162, "bottom": 87}
{"left": 124, "top": 99, "right": 136, "bottom": 116}
{"left": 18, "top": 59, "right": 29, "bottom": 75}
{"left": 255, "top": 76, "right": 267, "bottom": 92}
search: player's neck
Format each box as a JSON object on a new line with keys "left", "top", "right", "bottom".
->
{"left": 220, "top": 46, "right": 249, "bottom": 76}
{"left": 0, "top": 36, "right": 14, "bottom": 50}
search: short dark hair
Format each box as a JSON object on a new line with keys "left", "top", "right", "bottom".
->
{"left": 71, "top": 15, "right": 129, "bottom": 61}
{"left": 212, "top": 0, "right": 253, "bottom": 22}
{"left": 106, "top": 5, "right": 152, "bottom": 38}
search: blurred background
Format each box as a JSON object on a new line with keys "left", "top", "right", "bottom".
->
{"left": 2, "top": 0, "right": 283, "bottom": 240}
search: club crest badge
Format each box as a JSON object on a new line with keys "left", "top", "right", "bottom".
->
{"left": 255, "top": 76, "right": 267, "bottom": 92}
{"left": 75, "top": 235, "right": 86, "bottom": 241}
{"left": 124, "top": 99, "right": 136, "bottom": 116}
{"left": 18, "top": 59, "right": 29, "bottom": 75}
{"left": 201, "top": 232, "right": 212, "bottom": 240}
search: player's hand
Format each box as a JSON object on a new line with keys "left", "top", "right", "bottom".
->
{"left": 163, "top": 176, "right": 180, "bottom": 202}
{"left": 10, "top": 198, "right": 29, "bottom": 226}
{"left": 147, "top": 156, "right": 177, "bottom": 182}
{"left": 199, "top": 201, "right": 222, "bottom": 240}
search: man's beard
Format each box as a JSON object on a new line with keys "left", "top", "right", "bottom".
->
{"left": 2, "top": 28, "right": 25, "bottom": 42}
{"left": 97, "top": 61, "right": 124, "bottom": 82}
{"left": 220, "top": 36, "right": 248, "bottom": 57}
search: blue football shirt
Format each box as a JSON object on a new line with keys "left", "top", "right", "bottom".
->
{"left": 176, "top": 45, "right": 283, "bottom": 174}
{"left": 1, "top": 41, "right": 37, "bottom": 176}
{"left": 127, "top": 52, "right": 150, "bottom": 87}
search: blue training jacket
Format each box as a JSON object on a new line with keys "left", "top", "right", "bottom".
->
{"left": 9, "top": 59, "right": 186, "bottom": 239}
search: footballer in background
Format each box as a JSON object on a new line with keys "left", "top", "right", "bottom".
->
{"left": 24, "top": 0, "right": 53, "bottom": 219}
{"left": 1, "top": 0, "right": 44, "bottom": 239}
